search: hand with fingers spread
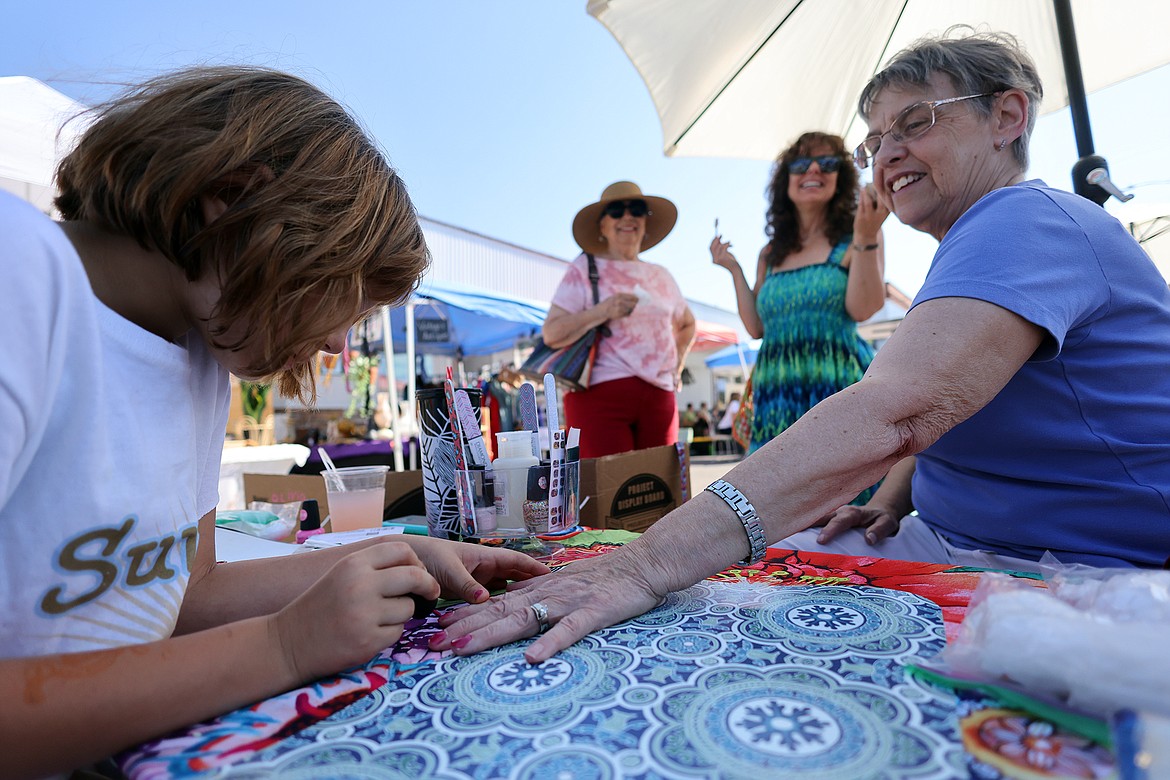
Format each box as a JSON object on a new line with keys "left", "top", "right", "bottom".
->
{"left": 394, "top": 535, "right": 551, "bottom": 605}
{"left": 428, "top": 552, "right": 665, "bottom": 664}
{"left": 814, "top": 504, "right": 902, "bottom": 546}
{"left": 271, "top": 541, "right": 440, "bottom": 682}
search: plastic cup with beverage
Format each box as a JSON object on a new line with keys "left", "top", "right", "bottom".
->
{"left": 322, "top": 465, "right": 389, "bottom": 532}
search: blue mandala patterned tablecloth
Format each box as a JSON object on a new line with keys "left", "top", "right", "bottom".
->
{"left": 215, "top": 581, "right": 969, "bottom": 779}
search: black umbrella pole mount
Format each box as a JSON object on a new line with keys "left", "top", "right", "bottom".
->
{"left": 1053, "top": 0, "right": 1132, "bottom": 206}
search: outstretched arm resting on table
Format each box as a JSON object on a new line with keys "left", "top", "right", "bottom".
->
{"left": 435, "top": 296, "right": 1045, "bottom": 662}
{"left": 2, "top": 515, "right": 546, "bottom": 778}
{"left": 0, "top": 533, "right": 437, "bottom": 779}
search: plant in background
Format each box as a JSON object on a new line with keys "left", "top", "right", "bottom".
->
{"left": 241, "top": 381, "right": 271, "bottom": 422}
{"left": 346, "top": 352, "right": 380, "bottom": 421}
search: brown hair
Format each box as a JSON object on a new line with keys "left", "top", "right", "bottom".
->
{"left": 763, "top": 131, "right": 858, "bottom": 267}
{"left": 55, "top": 66, "right": 429, "bottom": 401}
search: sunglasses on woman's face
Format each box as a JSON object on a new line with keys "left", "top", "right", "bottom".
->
{"left": 603, "top": 199, "right": 650, "bottom": 219}
{"left": 787, "top": 155, "right": 842, "bottom": 175}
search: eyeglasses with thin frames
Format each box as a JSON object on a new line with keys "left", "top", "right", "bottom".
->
{"left": 603, "top": 199, "right": 650, "bottom": 219}
{"left": 853, "top": 92, "right": 997, "bottom": 169}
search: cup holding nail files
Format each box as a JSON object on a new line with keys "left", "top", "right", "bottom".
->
{"left": 442, "top": 379, "right": 475, "bottom": 535}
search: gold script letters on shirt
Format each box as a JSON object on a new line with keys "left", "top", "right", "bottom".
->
{"left": 39, "top": 518, "right": 199, "bottom": 614}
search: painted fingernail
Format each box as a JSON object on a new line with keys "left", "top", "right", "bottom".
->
{"left": 428, "top": 630, "right": 447, "bottom": 646}
{"left": 451, "top": 634, "right": 472, "bottom": 649}
{"left": 472, "top": 588, "right": 487, "bottom": 602}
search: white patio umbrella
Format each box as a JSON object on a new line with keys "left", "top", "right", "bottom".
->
{"left": 587, "top": 0, "right": 1170, "bottom": 202}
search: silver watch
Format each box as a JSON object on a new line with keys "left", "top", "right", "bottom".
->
{"left": 704, "top": 479, "right": 768, "bottom": 565}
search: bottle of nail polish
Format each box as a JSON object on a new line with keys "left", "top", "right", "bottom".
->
{"left": 295, "top": 499, "right": 324, "bottom": 543}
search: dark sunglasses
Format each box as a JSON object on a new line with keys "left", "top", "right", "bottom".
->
{"left": 603, "top": 199, "right": 650, "bottom": 219}
{"left": 787, "top": 155, "right": 842, "bottom": 175}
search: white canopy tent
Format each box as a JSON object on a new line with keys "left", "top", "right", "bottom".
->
{"left": 0, "top": 76, "right": 89, "bottom": 213}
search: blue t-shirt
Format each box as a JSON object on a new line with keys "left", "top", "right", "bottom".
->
{"left": 911, "top": 180, "right": 1170, "bottom": 567}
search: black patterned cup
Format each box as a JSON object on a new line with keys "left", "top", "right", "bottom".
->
{"left": 416, "top": 387, "right": 482, "bottom": 540}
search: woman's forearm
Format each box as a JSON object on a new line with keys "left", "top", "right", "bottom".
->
{"left": 729, "top": 265, "right": 764, "bottom": 338}
{"left": 844, "top": 243, "right": 886, "bottom": 322}
{"left": 0, "top": 618, "right": 297, "bottom": 778}
{"left": 542, "top": 305, "right": 610, "bottom": 348}
{"left": 627, "top": 380, "right": 915, "bottom": 596}
{"left": 869, "top": 456, "right": 916, "bottom": 517}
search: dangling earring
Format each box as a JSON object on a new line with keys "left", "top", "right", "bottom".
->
{"left": 997, "top": 138, "right": 1009, "bottom": 152}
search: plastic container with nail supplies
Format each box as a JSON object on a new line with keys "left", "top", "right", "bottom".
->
{"left": 492, "top": 431, "right": 540, "bottom": 533}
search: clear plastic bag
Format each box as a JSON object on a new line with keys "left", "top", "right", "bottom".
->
{"left": 215, "top": 501, "right": 300, "bottom": 541}
{"left": 923, "top": 568, "right": 1170, "bottom": 721}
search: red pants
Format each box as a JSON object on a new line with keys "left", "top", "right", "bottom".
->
{"left": 564, "top": 376, "right": 679, "bottom": 458}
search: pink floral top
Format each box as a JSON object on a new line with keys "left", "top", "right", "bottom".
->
{"left": 551, "top": 253, "right": 690, "bottom": 392}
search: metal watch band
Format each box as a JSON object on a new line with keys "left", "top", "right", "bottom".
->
{"left": 704, "top": 479, "right": 768, "bottom": 565}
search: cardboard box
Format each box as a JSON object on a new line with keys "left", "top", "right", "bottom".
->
{"left": 243, "top": 470, "right": 426, "bottom": 531}
{"left": 578, "top": 444, "right": 690, "bottom": 533}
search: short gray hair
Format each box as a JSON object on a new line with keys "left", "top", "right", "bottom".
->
{"left": 858, "top": 27, "right": 1043, "bottom": 170}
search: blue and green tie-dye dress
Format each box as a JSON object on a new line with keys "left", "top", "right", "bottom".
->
{"left": 750, "top": 239, "right": 876, "bottom": 501}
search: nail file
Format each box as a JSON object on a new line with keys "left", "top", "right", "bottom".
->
{"left": 518, "top": 382, "right": 540, "bottom": 457}
{"left": 543, "top": 374, "right": 559, "bottom": 452}
{"left": 454, "top": 389, "right": 490, "bottom": 467}
{"left": 443, "top": 379, "right": 472, "bottom": 531}
{"left": 544, "top": 374, "right": 564, "bottom": 531}
{"left": 452, "top": 386, "right": 496, "bottom": 533}
{"left": 442, "top": 380, "right": 467, "bottom": 470}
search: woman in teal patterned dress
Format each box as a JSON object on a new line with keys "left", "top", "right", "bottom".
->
{"left": 711, "top": 132, "right": 889, "bottom": 499}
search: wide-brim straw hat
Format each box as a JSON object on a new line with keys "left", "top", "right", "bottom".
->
{"left": 572, "top": 181, "right": 678, "bottom": 255}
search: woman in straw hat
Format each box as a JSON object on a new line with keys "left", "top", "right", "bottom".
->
{"left": 542, "top": 181, "right": 696, "bottom": 457}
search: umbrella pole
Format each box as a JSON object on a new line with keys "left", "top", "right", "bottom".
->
{"left": 1053, "top": 0, "right": 1094, "bottom": 158}
{"left": 379, "top": 305, "right": 404, "bottom": 472}
{"left": 1053, "top": 0, "right": 1131, "bottom": 205}
{"left": 405, "top": 300, "right": 418, "bottom": 471}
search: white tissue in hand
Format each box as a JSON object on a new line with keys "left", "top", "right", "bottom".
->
{"left": 955, "top": 586, "right": 1170, "bottom": 718}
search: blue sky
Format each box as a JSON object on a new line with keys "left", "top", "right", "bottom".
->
{"left": 4, "top": 2, "right": 1169, "bottom": 311}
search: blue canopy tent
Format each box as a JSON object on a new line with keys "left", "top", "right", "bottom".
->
{"left": 359, "top": 281, "right": 549, "bottom": 469}
{"left": 384, "top": 282, "right": 548, "bottom": 357}
{"left": 704, "top": 339, "right": 760, "bottom": 374}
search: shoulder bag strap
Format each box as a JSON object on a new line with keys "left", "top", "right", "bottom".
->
{"left": 587, "top": 253, "right": 611, "bottom": 337}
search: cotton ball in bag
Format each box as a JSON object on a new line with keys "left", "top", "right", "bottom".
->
{"left": 959, "top": 584, "right": 1170, "bottom": 718}
{"left": 1046, "top": 567, "right": 1170, "bottom": 619}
